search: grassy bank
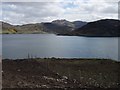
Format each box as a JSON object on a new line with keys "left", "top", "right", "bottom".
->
{"left": 2, "top": 58, "right": 120, "bottom": 89}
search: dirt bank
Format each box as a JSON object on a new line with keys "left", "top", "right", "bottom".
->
{"left": 2, "top": 58, "right": 120, "bottom": 89}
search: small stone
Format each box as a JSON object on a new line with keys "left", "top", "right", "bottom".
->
{"left": 62, "top": 76, "right": 68, "bottom": 80}
{"left": 17, "top": 69, "right": 21, "bottom": 72}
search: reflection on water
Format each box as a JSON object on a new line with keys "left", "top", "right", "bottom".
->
{"left": 2, "top": 34, "right": 118, "bottom": 61}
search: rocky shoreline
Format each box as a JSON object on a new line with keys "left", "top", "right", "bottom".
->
{"left": 2, "top": 58, "right": 120, "bottom": 89}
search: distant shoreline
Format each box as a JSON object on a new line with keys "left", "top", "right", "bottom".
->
{"left": 1, "top": 33, "right": 120, "bottom": 37}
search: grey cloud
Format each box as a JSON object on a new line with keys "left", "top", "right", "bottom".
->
{"left": 100, "top": 5, "right": 118, "bottom": 14}
{"left": 2, "top": 2, "right": 64, "bottom": 24}
{"left": 1, "top": 1, "right": 118, "bottom": 25}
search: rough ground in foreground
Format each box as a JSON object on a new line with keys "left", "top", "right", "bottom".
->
{"left": 2, "top": 58, "right": 120, "bottom": 89}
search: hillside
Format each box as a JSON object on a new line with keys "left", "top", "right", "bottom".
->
{"left": 73, "top": 19, "right": 120, "bottom": 37}
{"left": 52, "top": 19, "right": 87, "bottom": 29}
{"left": 73, "top": 21, "right": 87, "bottom": 29}
{"left": 1, "top": 19, "right": 119, "bottom": 37}
{"left": 52, "top": 19, "right": 75, "bottom": 28}
{"left": 42, "top": 23, "right": 72, "bottom": 34}
{"left": 1, "top": 21, "right": 16, "bottom": 34}
{"left": 15, "top": 23, "right": 46, "bottom": 34}
{"left": 1, "top": 20, "right": 87, "bottom": 34}
{"left": 2, "top": 22, "right": 46, "bottom": 34}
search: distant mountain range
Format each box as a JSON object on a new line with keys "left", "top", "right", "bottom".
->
{"left": 52, "top": 19, "right": 86, "bottom": 29}
{"left": 1, "top": 19, "right": 87, "bottom": 34}
{"left": 72, "top": 19, "right": 120, "bottom": 37}
{"left": 1, "top": 19, "right": 120, "bottom": 37}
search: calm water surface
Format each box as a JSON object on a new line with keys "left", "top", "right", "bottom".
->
{"left": 2, "top": 34, "right": 118, "bottom": 61}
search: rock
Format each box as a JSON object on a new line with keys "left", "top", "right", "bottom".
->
{"left": 62, "top": 76, "right": 68, "bottom": 80}
{"left": 17, "top": 69, "right": 21, "bottom": 72}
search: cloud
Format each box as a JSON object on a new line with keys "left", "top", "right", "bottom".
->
{"left": 58, "top": 0, "right": 118, "bottom": 22}
{"left": 1, "top": 0, "right": 119, "bottom": 25}
{"left": 0, "top": 2, "right": 2, "bottom": 20}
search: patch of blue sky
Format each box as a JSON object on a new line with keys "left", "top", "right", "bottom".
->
{"left": 2, "top": 2, "right": 17, "bottom": 11}
{"left": 1, "top": 3, "right": 10, "bottom": 11}
{"left": 60, "top": 0, "right": 90, "bottom": 9}
{"left": 62, "top": 2, "right": 78, "bottom": 9}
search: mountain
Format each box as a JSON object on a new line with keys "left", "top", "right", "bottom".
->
{"left": 72, "top": 21, "right": 87, "bottom": 29}
{"left": 1, "top": 21, "right": 17, "bottom": 34}
{"left": 1, "top": 21, "right": 14, "bottom": 29}
{"left": 2, "top": 20, "right": 87, "bottom": 34}
{"left": 52, "top": 19, "right": 75, "bottom": 29}
{"left": 52, "top": 19, "right": 87, "bottom": 29}
{"left": 2, "top": 22, "right": 46, "bottom": 34}
{"left": 0, "top": 21, "right": 3, "bottom": 33}
{"left": 2, "top": 21, "right": 72, "bottom": 34}
{"left": 73, "top": 19, "right": 120, "bottom": 37}
{"left": 2, "top": 19, "right": 119, "bottom": 37}
{"left": 42, "top": 23, "right": 72, "bottom": 34}
{"left": 15, "top": 23, "right": 46, "bottom": 34}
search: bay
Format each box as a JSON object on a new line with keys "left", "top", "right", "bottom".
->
{"left": 2, "top": 34, "right": 118, "bottom": 61}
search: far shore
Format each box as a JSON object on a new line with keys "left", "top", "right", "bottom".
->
{"left": 2, "top": 58, "right": 120, "bottom": 89}
{"left": 1, "top": 33, "right": 120, "bottom": 37}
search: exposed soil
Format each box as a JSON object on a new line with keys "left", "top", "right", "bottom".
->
{"left": 2, "top": 58, "right": 120, "bottom": 89}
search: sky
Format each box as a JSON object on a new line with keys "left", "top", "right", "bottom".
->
{"left": 0, "top": 0, "right": 119, "bottom": 25}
